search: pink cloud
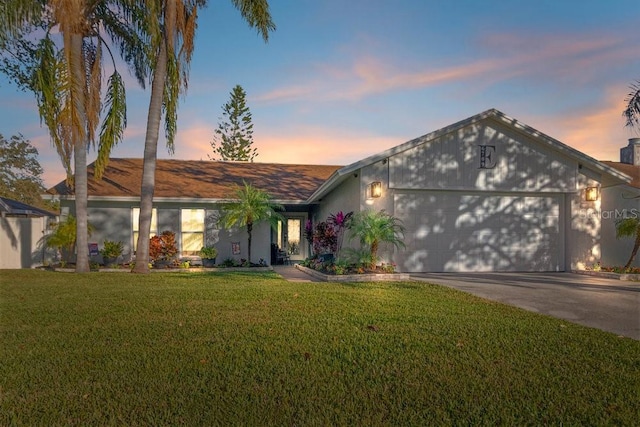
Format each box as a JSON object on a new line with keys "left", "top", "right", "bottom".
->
{"left": 254, "top": 84, "right": 317, "bottom": 104}
{"left": 256, "top": 30, "right": 639, "bottom": 104}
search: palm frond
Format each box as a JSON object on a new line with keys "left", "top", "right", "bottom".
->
{"left": 220, "top": 182, "right": 284, "bottom": 230}
{"left": 95, "top": 71, "right": 127, "bottom": 179}
{"left": 623, "top": 80, "right": 640, "bottom": 130}
{"left": 163, "top": 52, "right": 179, "bottom": 153}
{"left": 616, "top": 217, "right": 640, "bottom": 239}
{"left": 32, "top": 36, "right": 74, "bottom": 180}
{"left": 230, "top": 0, "right": 276, "bottom": 42}
{"left": 0, "top": 0, "right": 45, "bottom": 42}
{"left": 84, "top": 39, "right": 102, "bottom": 146}
{"left": 96, "top": 2, "right": 151, "bottom": 88}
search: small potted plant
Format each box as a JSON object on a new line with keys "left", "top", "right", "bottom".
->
{"left": 200, "top": 246, "right": 218, "bottom": 268}
{"left": 100, "top": 240, "right": 124, "bottom": 267}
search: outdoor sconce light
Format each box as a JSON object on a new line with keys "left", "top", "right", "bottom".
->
{"left": 585, "top": 186, "right": 599, "bottom": 202}
{"left": 370, "top": 181, "right": 382, "bottom": 198}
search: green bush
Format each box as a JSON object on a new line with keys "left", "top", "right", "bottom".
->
{"left": 100, "top": 240, "right": 124, "bottom": 260}
{"left": 199, "top": 246, "right": 218, "bottom": 259}
{"left": 46, "top": 215, "right": 94, "bottom": 264}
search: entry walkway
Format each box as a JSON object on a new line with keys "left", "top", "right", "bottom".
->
{"left": 272, "top": 265, "right": 323, "bottom": 282}
{"left": 412, "top": 272, "right": 640, "bottom": 340}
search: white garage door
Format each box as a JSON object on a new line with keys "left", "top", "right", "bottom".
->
{"left": 394, "top": 192, "right": 563, "bottom": 272}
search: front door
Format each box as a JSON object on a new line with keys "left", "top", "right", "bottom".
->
{"left": 276, "top": 216, "right": 306, "bottom": 262}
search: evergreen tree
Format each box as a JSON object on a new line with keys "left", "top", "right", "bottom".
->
{"left": 209, "top": 85, "right": 257, "bottom": 161}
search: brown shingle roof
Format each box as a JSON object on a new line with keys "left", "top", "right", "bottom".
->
{"left": 48, "top": 159, "right": 343, "bottom": 201}
{"left": 601, "top": 161, "right": 640, "bottom": 188}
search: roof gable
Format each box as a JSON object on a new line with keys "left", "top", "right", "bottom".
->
{"left": 48, "top": 159, "right": 342, "bottom": 202}
{"left": 0, "top": 197, "right": 56, "bottom": 217}
{"left": 309, "top": 109, "right": 633, "bottom": 200}
{"left": 601, "top": 161, "right": 640, "bottom": 188}
{"left": 388, "top": 117, "right": 579, "bottom": 192}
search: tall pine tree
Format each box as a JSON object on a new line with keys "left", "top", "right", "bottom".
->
{"left": 209, "top": 85, "right": 257, "bottom": 161}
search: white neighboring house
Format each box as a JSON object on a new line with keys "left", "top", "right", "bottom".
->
{"left": 0, "top": 197, "right": 57, "bottom": 268}
{"left": 45, "top": 109, "right": 635, "bottom": 272}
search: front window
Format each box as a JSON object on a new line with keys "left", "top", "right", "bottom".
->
{"left": 181, "top": 209, "right": 205, "bottom": 256}
{"left": 132, "top": 208, "right": 157, "bottom": 252}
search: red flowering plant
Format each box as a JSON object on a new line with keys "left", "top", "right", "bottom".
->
{"left": 149, "top": 231, "right": 178, "bottom": 263}
{"left": 304, "top": 219, "right": 314, "bottom": 253}
{"left": 312, "top": 221, "right": 337, "bottom": 256}
{"left": 327, "top": 211, "right": 353, "bottom": 257}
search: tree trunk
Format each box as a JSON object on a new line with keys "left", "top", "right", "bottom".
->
{"left": 247, "top": 222, "right": 253, "bottom": 264}
{"left": 132, "top": 31, "right": 169, "bottom": 274}
{"left": 69, "top": 32, "right": 90, "bottom": 273}
{"left": 623, "top": 229, "right": 640, "bottom": 270}
{"left": 370, "top": 240, "right": 378, "bottom": 270}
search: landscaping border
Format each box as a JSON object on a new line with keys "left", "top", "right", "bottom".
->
{"left": 52, "top": 266, "right": 274, "bottom": 273}
{"left": 295, "top": 264, "right": 411, "bottom": 282}
{"left": 572, "top": 270, "right": 640, "bottom": 282}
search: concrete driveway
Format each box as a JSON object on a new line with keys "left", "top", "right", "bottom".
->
{"left": 412, "top": 272, "right": 640, "bottom": 340}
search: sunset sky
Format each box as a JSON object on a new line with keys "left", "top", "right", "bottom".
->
{"left": 1, "top": 0, "right": 639, "bottom": 187}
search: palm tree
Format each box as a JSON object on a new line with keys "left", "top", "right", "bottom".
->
{"left": 132, "top": 0, "right": 275, "bottom": 273}
{"left": 219, "top": 182, "right": 283, "bottom": 264}
{"left": 616, "top": 217, "right": 640, "bottom": 270}
{"left": 623, "top": 80, "right": 640, "bottom": 130}
{"left": 348, "top": 210, "right": 405, "bottom": 270}
{"left": 1, "top": 0, "right": 145, "bottom": 272}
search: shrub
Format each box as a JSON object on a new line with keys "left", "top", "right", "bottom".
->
{"left": 308, "top": 211, "right": 353, "bottom": 257}
{"left": 46, "top": 215, "right": 94, "bottom": 264}
{"left": 200, "top": 246, "right": 218, "bottom": 259}
{"left": 219, "top": 258, "right": 237, "bottom": 267}
{"left": 149, "top": 231, "right": 178, "bottom": 262}
{"left": 100, "top": 240, "right": 124, "bottom": 260}
{"left": 311, "top": 221, "right": 337, "bottom": 255}
{"left": 348, "top": 210, "right": 405, "bottom": 270}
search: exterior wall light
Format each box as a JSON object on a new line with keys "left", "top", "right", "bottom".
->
{"left": 585, "top": 186, "right": 599, "bottom": 202}
{"left": 370, "top": 181, "right": 382, "bottom": 198}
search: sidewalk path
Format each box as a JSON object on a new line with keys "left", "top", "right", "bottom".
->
{"left": 272, "top": 265, "right": 322, "bottom": 282}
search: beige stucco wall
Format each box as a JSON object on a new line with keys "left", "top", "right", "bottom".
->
{"left": 314, "top": 173, "right": 361, "bottom": 223}
{"left": 0, "top": 216, "right": 53, "bottom": 268}
{"left": 358, "top": 160, "right": 398, "bottom": 265}
{"left": 215, "top": 220, "right": 272, "bottom": 264}
{"left": 601, "top": 184, "right": 640, "bottom": 268}
{"left": 566, "top": 169, "right": 602, "bottom": 270}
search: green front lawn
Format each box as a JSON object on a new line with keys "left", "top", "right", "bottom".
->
{"left": 1, "top": 270, "right": 638, "bottom": 425}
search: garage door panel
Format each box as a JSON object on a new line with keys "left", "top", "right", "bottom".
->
{"left": 395, "top": 192, "right": 562, "bottom": 272}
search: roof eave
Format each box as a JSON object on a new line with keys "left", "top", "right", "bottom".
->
{"left": 306, "top": 168, "right": 354, "bottom": 203}
{"left": 53, "top": 195, "right": 312, "bottom": 205}
{"left": 488, "top": 110, "right": 632, "bottom": 185}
